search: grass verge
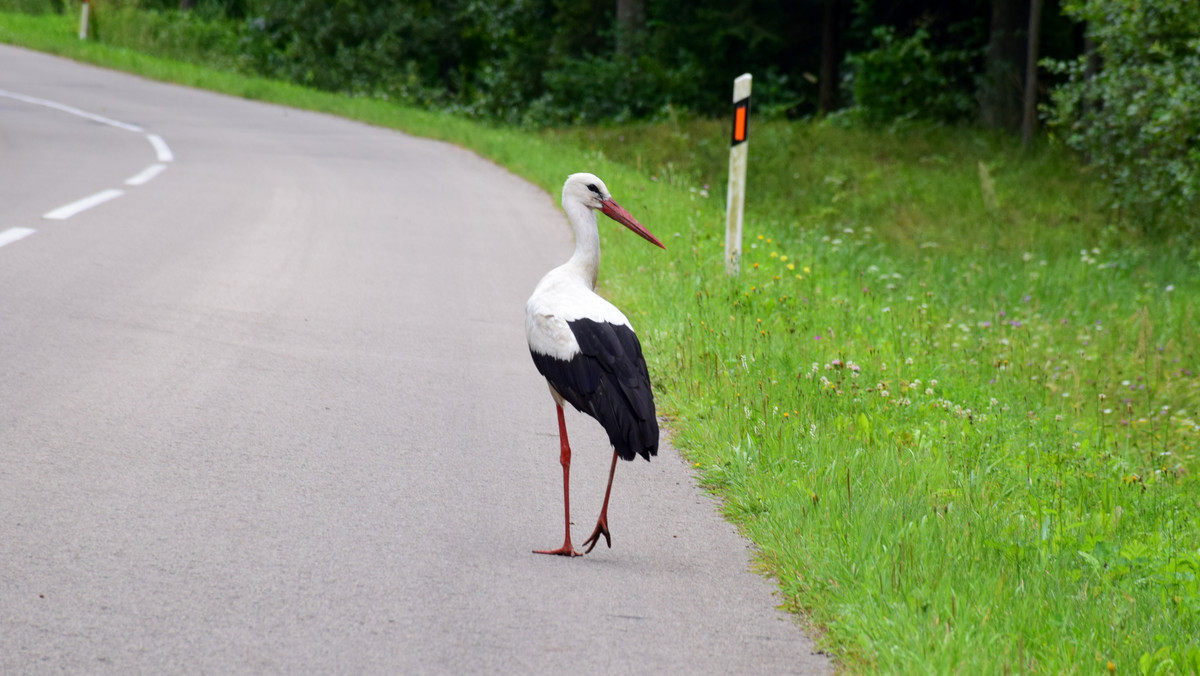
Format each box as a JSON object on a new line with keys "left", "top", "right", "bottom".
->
{"left": 4, "top": 10, "right": 1200, "bottom": 673}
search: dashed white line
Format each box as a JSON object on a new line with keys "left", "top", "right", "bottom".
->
{"left": 146, "top": 134, "right": 173, "bottom": 162}
{"left": 125, "top": 163, "right": 167, "bottom": 186}
{"left": 0, "top": 227, "right": 37, "bottom": 248}
{"left": 1, "top": 88, "right": 173, "bottom": 233}
{"left": 43, "top": 189, "right": 125, "bottom": 220}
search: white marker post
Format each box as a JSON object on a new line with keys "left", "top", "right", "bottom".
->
{"left": 78, "top": 0, "right": 90, "bottom": 40}
{"left": 725, "top": 73, "right": 752, "bottom": 276}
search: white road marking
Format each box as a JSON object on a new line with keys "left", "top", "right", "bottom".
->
{"left": 0, "top": 89, "right": 174, "bottom": 233}
{"left": 0, "top": 227, "right": 37, "bottom": 248}
{"left": 125, "top": 163, "right": 167, "bottom": 186}
{"left": 43, "top": 189, "right": 125, "bottom": 220}
{"left": 146, "top": 134, "right": 173, "bottom": 162}
{"left": 0, "top": 88, "right": 145, "bottom": 133}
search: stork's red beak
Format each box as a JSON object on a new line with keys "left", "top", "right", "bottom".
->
{"left": 600, "top": 199, "right": 666, "bottom": 249}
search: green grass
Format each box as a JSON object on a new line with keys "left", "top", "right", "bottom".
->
{"left": 5, "top": 9, "right": 1200, "bottom": 674}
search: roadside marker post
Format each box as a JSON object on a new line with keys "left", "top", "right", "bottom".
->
{"left": 725, "top": 73, "right": 752, "bottom": 276}
{"left": 78, "top": 0, "right": 90, "bottom": 40}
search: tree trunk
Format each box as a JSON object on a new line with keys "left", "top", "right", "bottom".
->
{"left": 818, "top": 0, "right": 840, "bottom": 114}
{"left": 180, "top": 0, "right": 196, "bottom": 9}
{"left": 1021, "top": 0, "right": 1044, "bottom": 147}
{"left": 616, "top": 0, "right": 646, "bottom": 57}
{"left": 980, "top": 0, "right": 1027, "bottom": 131}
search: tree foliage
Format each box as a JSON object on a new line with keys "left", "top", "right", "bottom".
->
{"left": 1044, "top": 0, "right": 1200, "bottom": 234}
{"left": 844, "top": 25, "right": 980, "bottom": 124}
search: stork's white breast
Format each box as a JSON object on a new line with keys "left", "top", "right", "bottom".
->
{"left": 526, "top": 266, "right": 632, "bottom": 361}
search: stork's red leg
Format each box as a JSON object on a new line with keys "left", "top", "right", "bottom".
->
{"left": 582, "top": 450, "right": 619, "bottom": 553}
{"left": 534, "top": 405, "right": 582, "bottom": 557}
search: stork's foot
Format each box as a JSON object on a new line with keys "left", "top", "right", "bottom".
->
{"left": 533, "top": 542, "right": 582, "bottom": 557}
{"left": 581, "top": 516, "right": 611, "bottom": 554}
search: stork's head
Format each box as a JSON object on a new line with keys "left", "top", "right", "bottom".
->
{"left": 563, "top": 173, "right": 665, "bottom": 249}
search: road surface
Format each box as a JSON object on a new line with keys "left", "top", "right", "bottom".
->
{"left": 0, "top": 44, "right": 830, "bottom": 674}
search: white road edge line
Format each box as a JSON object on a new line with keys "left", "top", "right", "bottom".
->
{"left": 0, "top": 227, "right": 37, "bottom": 248}
{"left": 43, "top": 189, "right": 125, "bottom": 221}
{"left": 125, "top": 164, "right": 168, "bottom": 186}
{"left": 146, "top": 134, "right": 173, "bottom": 162}
{"left": 0, "top": 88, "right": 145, "bottom": 133}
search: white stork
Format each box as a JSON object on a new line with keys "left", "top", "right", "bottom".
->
{"left": 526, "top": 172, "right": 665, "bottom": 556}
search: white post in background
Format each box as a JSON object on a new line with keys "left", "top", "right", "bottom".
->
{"left": 724, "top": 73, "right": 752, "bottom": 276}
{"left": 78, "top": 0, "right": 90, "bottom": 40}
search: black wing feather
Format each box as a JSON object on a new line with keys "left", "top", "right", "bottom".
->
{"left": 529, "top": 319, "right": 658, "bottom": 461}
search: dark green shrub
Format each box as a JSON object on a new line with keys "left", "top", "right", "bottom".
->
{"left": 845, "top": 25, "right": 980, "bottom": 124}
{"left": 1045, "top": 0, "right": 1200, "bottom": 236}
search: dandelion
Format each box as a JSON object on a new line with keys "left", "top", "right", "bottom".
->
{"left": 780, "top": 255, "right": 788, "bottom": 262}
{"left": 787, "top": 263, "right": 795, "bottom": 271}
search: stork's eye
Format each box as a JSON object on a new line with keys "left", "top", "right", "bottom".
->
{"left": 587, "top": 183, "right": 601, "bottom": 195}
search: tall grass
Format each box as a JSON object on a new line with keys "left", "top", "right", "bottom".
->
{"left": 580, "top": 121, "right": 1200, "bottom": 673}
{"left": 4, "top": 9, "right": 1199, "bottom": 673}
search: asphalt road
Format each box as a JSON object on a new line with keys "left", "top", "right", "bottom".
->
{"left": 0, "top": 45, "right": 830, "bottom": 674}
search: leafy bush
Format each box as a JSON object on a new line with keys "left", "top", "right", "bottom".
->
{"left": 1044, "top": 0, "right": 1200, "bottom": 237}
{"left": 522, "top": 52, "right": 704, "bottom": 126}
{"left": 845, "top": 25, "right": 980, "bottom": 125}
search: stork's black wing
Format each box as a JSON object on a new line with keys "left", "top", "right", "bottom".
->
{"left": 529, "top": 318, "right": 658, "bottom": 461}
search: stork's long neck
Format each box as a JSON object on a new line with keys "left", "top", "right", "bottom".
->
{"left": 564, "top": 198, "right": 601, "bottom": 290}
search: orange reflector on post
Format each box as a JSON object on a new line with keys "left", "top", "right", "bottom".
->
{"left": 731, "top": 97, "right": 749, "bottom": 146}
